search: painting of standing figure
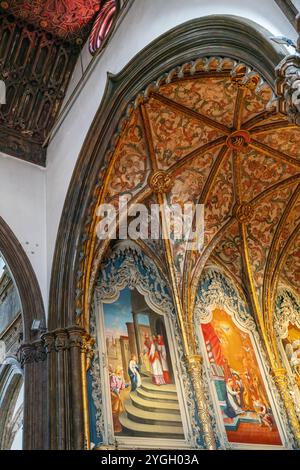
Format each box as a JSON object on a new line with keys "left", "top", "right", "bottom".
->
{"left": 201, "top": 309, "right": 282, "bottom": 446}
{"left": 128, "top": 354, "right": 141, "bottom": 392}
{"left": 102, "top": 287, "right": 184, "bottom": 439}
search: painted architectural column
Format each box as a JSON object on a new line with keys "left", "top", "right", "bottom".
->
{"left": 186, "top": 355, "right": 216, "bottom": 450}
{"left": 272, "top": 368, "right": 300, "bottom": 445}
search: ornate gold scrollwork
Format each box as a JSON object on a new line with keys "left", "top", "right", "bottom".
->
{"left": 148, "top": 171, "right": 173, "bottom": 194}
{"left": 231, "top": 73, "right": 260, "bottom": 91}
{"left": 273, "top": 368, "right": 300, "bottom": 445}
{"left": 234, "top": 203, "right": 254, "bottom": 223}
{"left": 226, "top": 130, "right": 251, "bottom": 151}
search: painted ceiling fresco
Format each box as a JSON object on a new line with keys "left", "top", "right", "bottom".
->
{"left": 282, "top": 231, "right": 300, "bottom": 292}
{"left": 2, "top": 0, "right": 101, "bottom": 40}
{"left": 91, "top": 57, "right": 300, "bottom": 327}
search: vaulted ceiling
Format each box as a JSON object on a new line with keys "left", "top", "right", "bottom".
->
{"left": 86, "top": 57, "right": 300, "bottom": 338}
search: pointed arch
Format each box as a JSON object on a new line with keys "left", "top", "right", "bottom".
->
{"left": 0, "top": 216, "right": 45, "bottom": 343}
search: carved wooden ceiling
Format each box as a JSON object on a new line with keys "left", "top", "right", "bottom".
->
{"left": 1, "top": 0, "right": 101, "bottom": 41}
{"left": 0, "top": 1, "right": 117, "bottom": 165}
{"left": 84, "top": 57, "right": 300, "bottom": 342}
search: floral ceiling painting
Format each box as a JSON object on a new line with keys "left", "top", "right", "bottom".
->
{"left": 85, "top": 56, "right": 300, "bottom": 312}
{"left": 79, "top": 56, "right": 300, "bottom": 448}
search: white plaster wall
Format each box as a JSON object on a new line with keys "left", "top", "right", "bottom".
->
{"left": 0, "top": 154, "right": 47, "bottom": 307}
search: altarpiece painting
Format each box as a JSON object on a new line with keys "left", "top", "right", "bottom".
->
{"left": 275, "top": 289, "right": 300, "bottom": 413}
{"left": 196, "top": 270, "right": 287, "bottom": 448}
{"left": 88, "top": 242, "right": 193, "bottom": 449}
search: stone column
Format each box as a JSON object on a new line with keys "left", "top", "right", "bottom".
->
{"left": 18, "top": 340, "right": 47, "bottom": 450}
{"left": 42, "top": 326, "right": 92, "bottom": 450}
{"left": 187, "top": 355, "right": 217, "bottom": 450}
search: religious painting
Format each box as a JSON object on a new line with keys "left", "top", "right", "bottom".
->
{"left": 201, "top": 309, "right": 282, "bottom": 446}
{"left": 282, "top": 324, "right": 300, "bottom": 388}
{"left": 102, "top": 286, "right": 184, "bottom": 440}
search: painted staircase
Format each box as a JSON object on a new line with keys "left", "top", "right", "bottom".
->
{"left": 119, "top": 377, "right": 184, "bottom": 438}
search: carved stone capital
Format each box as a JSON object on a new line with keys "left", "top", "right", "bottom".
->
{"left": 43, "top": 332, "right": 56, "bottom": 354}
{"left": 55, "top": 331, "right": 69, "bottom": 351}
{"left": 275, "top": 54, "right": 300, "bottom": 126}
{"left": 41, "top": 326, "right": 91, "bottom": 354}
{"left": 272, "top": 368, "right": 288, "bottom": 388}
{"left": 186, "top": 354, "right": 203, "bottom": 372}
{"left": 18, "top": 340, "right": 47, "bottom": 367}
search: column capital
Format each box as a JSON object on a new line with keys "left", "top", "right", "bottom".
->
{"left": 41, "top": 326, "right": 91, "bottom": 354}
{"left": 186, "top": 354, "right": 203, "bottom": 372}
{"left": 272, "top": 367, "right": 288, "bottom": 386}
{"left": 18, "top": 340, "right": 47, "bottom": 367}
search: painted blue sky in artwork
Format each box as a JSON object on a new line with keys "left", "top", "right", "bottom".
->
{"left": 103, "top": 288, "right": 150, "bottom": 339}
{"left": 104, "top": 288, "right": 132, "bottom": 338}
{"left": 138, "top": 314, "right": 150, "bottom": 326}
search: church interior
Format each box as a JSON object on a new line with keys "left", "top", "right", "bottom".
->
{"left": 1, "top": 0, "right": 300, "bottom": 451}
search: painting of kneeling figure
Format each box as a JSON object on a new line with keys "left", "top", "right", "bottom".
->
{"left": 103, "top": 287, "right": 184, "bottom": 439}
{"left": 201, "top": 308, "right": 282, "bottom": 446}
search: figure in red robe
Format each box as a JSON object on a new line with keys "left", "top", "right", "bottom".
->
{"left": 156, "top": 335, "right": 172, "bottom": 384}
{"left": 143, "top": 335, "right": 166, "bottom": 385}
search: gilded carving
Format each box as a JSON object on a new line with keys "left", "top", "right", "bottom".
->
{"left": 148, "top": 171, "right": 173, "bottom": 194}
{"left": 186, "top": 355, "right": 216, "bottom": 450}
{"left": 234, "top": 203, "right": 254, "bottom": 223}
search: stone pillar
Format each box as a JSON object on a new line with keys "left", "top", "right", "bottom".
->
{"left": 126, "top": 321, "right": 138, "bottom": 356}
{"left": 42, "top": 326, "right": 92, "bottom": 450}
{"left": 18, "top": 340, "right": 47, "bottom": 450}
{"left": 187, "top": 355, "right": 217, "bottom": 450}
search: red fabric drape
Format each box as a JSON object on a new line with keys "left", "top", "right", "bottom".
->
{"left": 201, "top": 323, "right": 225, "bottom": 366}
{"left": 202, "top": 323, "right": 233, "bottom": 380}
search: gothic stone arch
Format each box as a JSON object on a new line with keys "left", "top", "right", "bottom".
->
{"left": 0, "top": 216, "right": 46, "bottom": 449}
{"left": 47, "top": 15, "right": 285, "bottom": 449}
